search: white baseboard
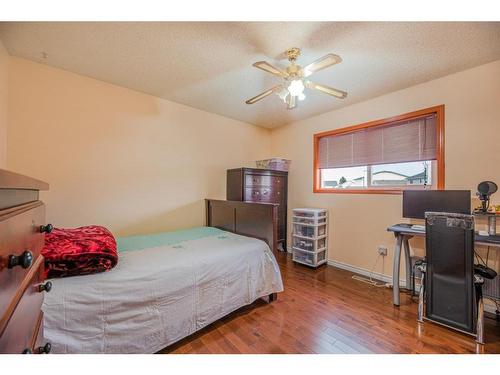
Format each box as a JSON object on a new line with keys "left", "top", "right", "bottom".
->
{"left": 286, "top": 245, "right": 392, "bottom": 280}
{"left": 327, "top": 259, "right": 409, "bottom": 288}
{"left": 326, "top": 259, "right": 498, "bottom": 315}
{"left": 286, "top": 248, "right": 499, "bottom": 315}
{"left": 286, "top": 250, "right": 406, "bottom": 286}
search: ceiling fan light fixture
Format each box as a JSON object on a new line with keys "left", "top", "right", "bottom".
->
{"left": 288, "top": 79, "right": 305, "bottom": 96}
{"left": 277, "top": 88, "right": 289, "bottom": 103}
{"left": 245, "top": 47, "right": 347, "bottom": 109}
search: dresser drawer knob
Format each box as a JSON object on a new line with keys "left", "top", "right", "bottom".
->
{"left": 37, "top": 342, "right": 51, "bottom": 354}
{"left": 39, "top": 281, "right": 52, "bottom": 293}
{"left": 22, "top": 348, "right": 32, "bottom": 354}
{"left": 8, "top": 250, "right": 33, "bottom": 269}
{"left": 40, "top": 223, "right": 54, "bottom": 233}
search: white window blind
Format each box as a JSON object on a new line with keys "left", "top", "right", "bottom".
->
{"left": 318, "top": 114, "right": 437, "bottom": 169}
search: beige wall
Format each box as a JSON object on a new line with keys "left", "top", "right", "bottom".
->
{"left": 271, "top": 60, "right": 500, "bottom": 279}
{"left": 5, "top": 54, "right": 500, "bottom": 279}
{"left": 7, "top": 57, "right": 270, "bottom": 236}
{"left": 0, "top": 40, "right": 8, "bottom": 168}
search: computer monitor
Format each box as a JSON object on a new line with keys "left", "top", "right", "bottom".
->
{"left": 402, "top": 190, "right": 471, "bottom": 219}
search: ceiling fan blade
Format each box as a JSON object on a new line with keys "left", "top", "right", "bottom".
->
{"left": 245, "top": 85, "right": 282, "bottom": 104}
{"left": 253, "top": 61, "right": 289, "bottom": 79}
{"left": 287, "top": 95, "right": 297, "bottom": 110}
{"left": 306, "top": 81, "right": 347, "bottom": 99}
{"left": 303, "top": 54, "right": 342, "bottom": 77}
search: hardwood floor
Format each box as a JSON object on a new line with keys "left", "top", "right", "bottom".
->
{"left": 161, "top": 251, "right": 500, "bottom": 354}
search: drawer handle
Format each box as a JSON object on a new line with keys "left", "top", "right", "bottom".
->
{"left": 40, "top": 223, "right": 54, "bottom": 233}
{"left": 8, "top": 250, "right": 33, "bottom": 269}
{"left": 22, "top": 348, "right": 32, "bottom": 354}
{"left": 39, "top": 281, "right": 52, "bottom": 293}
{"left": 37, "top": 342, "right": 51, "bottom": 354}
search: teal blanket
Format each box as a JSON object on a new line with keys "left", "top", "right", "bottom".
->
{"left": 116, "top": 226, "right": 225, "bottom": 253}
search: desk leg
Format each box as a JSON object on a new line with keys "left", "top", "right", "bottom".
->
{"left": 417, "top": 271, "right": 425, "bottom": 322}
{"left": 403, "top": 238, "right": 412, "bottom": 291}
{"left": 393, "top": 234, "right": 403, "bottom": 306}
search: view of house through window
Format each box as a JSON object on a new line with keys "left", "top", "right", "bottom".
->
{"left": 314, "top": 106, "right": 444, "bottom": 193}
{"left": 320, "top": 160, "right": 433, "bottom": 189}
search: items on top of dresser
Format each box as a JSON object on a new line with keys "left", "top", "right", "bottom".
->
{"left": 255, "top": 158, "right": 291, "bottom": 172}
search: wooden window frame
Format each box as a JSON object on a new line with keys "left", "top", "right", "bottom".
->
{"left": 313, "top": 105, "right": 445, "bottom": 195}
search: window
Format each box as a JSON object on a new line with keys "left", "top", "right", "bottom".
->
{"left": 313, "top": 105, "right": 444, "bottom": 194}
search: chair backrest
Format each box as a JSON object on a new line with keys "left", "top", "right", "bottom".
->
{"left": 425, "top": 212, "right": 476, "bottom": 333}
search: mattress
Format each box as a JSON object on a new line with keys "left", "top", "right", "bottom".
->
{"left": 42, "top": 227, "right": 283, "bottom": 353}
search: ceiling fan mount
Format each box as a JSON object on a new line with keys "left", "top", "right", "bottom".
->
{"left": 285, "top": 47, "right": 301, "bottom": 62}
{"left": 246, "top": 47, "right": 347, "bottom": 110}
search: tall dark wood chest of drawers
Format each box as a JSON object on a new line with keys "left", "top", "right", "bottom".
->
{"left": 227, "top": 168, "right": 288, "bottom": 251}
{"left": 0, "top": 169, "right": 53, "bottom": 354}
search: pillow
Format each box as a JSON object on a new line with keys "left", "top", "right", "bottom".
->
{"left": 42, "top": 225, "right": 118, "bottom": 278}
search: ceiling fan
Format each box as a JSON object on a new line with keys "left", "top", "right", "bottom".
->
{"left": 245, "top": 47, "right": 347, "bottom": 109}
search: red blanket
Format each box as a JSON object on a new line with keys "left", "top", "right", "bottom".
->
{"left": 42, "top": 225, "right": 118, "bottom": 278}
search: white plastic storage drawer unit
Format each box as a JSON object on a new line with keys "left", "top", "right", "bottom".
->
{"left": 293, "top": 208, "right": 327, "bottom": 220}
{"left": 292, "top": 208, "right": 328, "bottom": 267}
{"left": 292, "top": 248, "right": 327, "bottom": 267}
{"left": 293, "top": 217, "right": 327, "bottom": 225}
{"left": 292, "top": 235, "right": 327, "bottom": 252}
{"left": 292, "top": 223, "right": 327, "bottom": 238}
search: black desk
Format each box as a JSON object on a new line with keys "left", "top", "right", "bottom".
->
{"left": 387, "top": 223, "right": 500, "bottom": 306}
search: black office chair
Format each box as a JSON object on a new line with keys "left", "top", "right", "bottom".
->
{"left": 416, "top": 212, "right": 497, "bottom": 344}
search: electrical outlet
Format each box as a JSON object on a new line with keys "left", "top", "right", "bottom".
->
{"left": 377, "top": 246, "right": 388, "bottom": 256}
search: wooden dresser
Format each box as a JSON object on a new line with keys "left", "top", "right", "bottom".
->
{"left": 227, "top": 168, "right": 288, "bottom": 251}
{"left": 0, "top": 169, "right": 53, "bottom": 354}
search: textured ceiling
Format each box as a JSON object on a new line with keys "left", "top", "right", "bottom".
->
{"left": 1, "top": 22, "right": 500, "bottom": 128}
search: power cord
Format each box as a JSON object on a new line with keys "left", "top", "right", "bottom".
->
{"left": 474, "top": 250, "right": 487, "bottom": 266}
{"left": 351, "top": 253, "right": 387, "bottom": 288}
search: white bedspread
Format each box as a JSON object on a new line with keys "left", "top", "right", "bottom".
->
{"left": 42, "top": 230, "right": 283, "bottom": 353}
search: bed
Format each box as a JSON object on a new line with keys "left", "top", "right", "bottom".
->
{"left": 42, "top": 200, "right": 283, "bottom": 353}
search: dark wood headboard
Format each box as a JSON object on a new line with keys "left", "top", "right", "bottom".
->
{"left": 205, "top": 199, "right": 278, "bottom": 251}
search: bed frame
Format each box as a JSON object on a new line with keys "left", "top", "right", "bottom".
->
{"left": 205, "top": 199, "right": 279, "bottom": 302}
{"left": 205, "top": 199, "right": 278, "bottom": 251}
